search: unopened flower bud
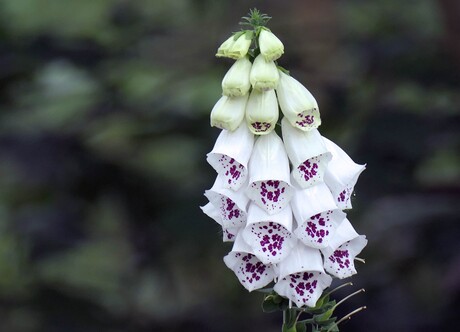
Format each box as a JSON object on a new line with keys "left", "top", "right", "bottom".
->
{"left": 245, "top": 89, "right": 279, "bottom": 135}
{"left": 216, "top": 31, "right": 253, "bottom": 59}
{"left": 259, "top": 28, "right": 284, "bottom": 61}
{"left": 276, "top": 70, "right": 321, "bottom": 131}
{"left": 222, "top": 56, "right": 252, "bottom": 97}
{"left": 210, "top": 94, "right": 248, "bottom": 131}
{"left": 250, "top": 54, "right": 279, "bottom": 91}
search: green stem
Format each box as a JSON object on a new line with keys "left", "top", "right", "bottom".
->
{"left": 282, "top": 307, "right": 299, "bottom": 332}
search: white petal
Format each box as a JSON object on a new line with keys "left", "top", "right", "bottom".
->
{"left": 323, "top": 218, "right": 359, "bottom": 251}
{"left": 274, "top": 245, "right": 332, "bottom": 307}
{"left": 222, "top": 226, "right": 242, "bottom": 242}
{"left": 276, "top": 71, "right": 321, "bottom": 131}
{"left": 204, "top": 176, "right": 249, "bottom": 228}
{"left": 242, "top": 203, "right": 295, "bottom": 264}
{"left": 282, "top": 118, "right": 331, "bottom": 188}
{"left": 322, "top": 137, "right": 366, "bottom": 209}
{"left": 201, "top": 203, "right": 242, "bottom": 242}
{"left": 207, "top": 124, "right": 254, "bottom": 190}
{"left": 294, "top": 209, "right": 346, "bottom": 249}
{"left": 223, "top": 232, "right": 276, "bottom": 291}
{"left": 291, "top": 183, "right": 337, "bottom": 221}
{"left": 246, "top": 132, "right": 293, "bottom": 214}
{"left": 200, "top": 202, "right": 222, "bottom": 225}
{"left": 322, "top": 235, "right": 367, "bottom": 279}
{"left": 245, "top": 89, "right": 279, "bottom": 135}
{"left": 277, "top": 244, "right": 325, "bottom": 279}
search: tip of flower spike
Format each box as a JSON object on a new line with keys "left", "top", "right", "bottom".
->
{"left": 239, "top": 8, "right": 271, "bottom": 28}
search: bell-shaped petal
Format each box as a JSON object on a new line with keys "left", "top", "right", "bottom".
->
{"left": 274, "top": 244, "right": 333, "bottom": 307}
{"left": 216, "top": 31, "right": 253, "bottom": 59}
{"left": 246, "top": 132, "right": 293, "bottom": 214}
{"left": 281, "top": 118, "right": 331, "bottom": 188}
{"left": 207, "top": 124, "right": 254, "bottom": 190}
{"left": 294, "top": 209, "right": 346, "bottom": 249}
{"left": 246, "top": 90, "right": 279, "bottom": 135}
{"left": 249, "top": 54, "right": 279, "bottom": 91}
{"left": 245, "top": 89, "right": 279, "bottom": 135}
{"left": 224, "top": 232, "right": 276, "bottom": 291}
{"left": 259, "top": 28, "right": 284, "bottom": 62}
{"left": 291, "top": 182, "right": 337, "bottom": 220}
{"left": 242, "top": 203, "right": 295, "bottom": 264}
{"left": 210, "top": 94, "right": 248, "bottom": 131}
{"left": 276, "top": 71, "right": 321, "bottom": 131}
{"left": 204, "top": 176, "right": 249, "bottom": 228}
{"left": 322, "top": 137, "right": 366, "bottom": 209}
{"left": 200, "top": 202, "right": 241, "bottom": 242}
{"left": 321, "top": 220, "right": 367, "bottom": 279}
{"left": 222, "top": 56, "right": 252, "bottom": 97}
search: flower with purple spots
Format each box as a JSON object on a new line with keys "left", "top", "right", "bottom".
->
{"left": 202, "top": 10, "right": 367, "bottom": 326}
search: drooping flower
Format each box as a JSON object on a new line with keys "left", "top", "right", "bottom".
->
{"left": 245, "top": 132, "right": 293, "bottom": 214}
{"left": 242, "top": 202, "right": 295, "bottom": 264}
{"left": 276, "top": 70, "right": 321, "bottom": 131}
{"left": 282, "top": 118, "right": 331, "bottom": 188}
{"left": 322, "top": 137, "right": 366, "bottom": 209}
{"left": 200, "top": 202, "right": 241, "bottom": 242}
{"left": 249, "top": 54, "right": 280, "bottom": 91}
{"left": 216, "top": 31, "right": 253, "bottom": 59}
{"left": 224, "top": 231, "right": 276, "bottom": 291}
{"left": 210, "top": 94, "right": 248, "bottom": 131}
{"left": 259, "top": 28, "right": 284, "bottom": 61}
{"left": 207, "top": 123, "right": 254, "bottom": 190}
{"left": 204, "top": 175, "right": 249, "bottom": 229}
{"left": 321, "top": 219, "right": 368, "bottom": 279}
{"left": 245, "top": 89, "right": 279, "bottom": 135}
{"left": 222, "top": 56, "right": 252, "bottom": 97}
{"left": 274, "top": 244, "right": 333, "bottom": 307}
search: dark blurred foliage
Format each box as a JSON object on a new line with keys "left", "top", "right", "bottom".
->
{"left": 0, "top": 0, "right": 459, "bottom": 331}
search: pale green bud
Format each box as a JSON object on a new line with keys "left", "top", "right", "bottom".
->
{"left": 216, "top": 31, "right": 253, "bottom": 59}
{"left": 222, "top": 56, "right": 252, "bottom": 97}
{"left": 276, "top": 70, "right": 321, "bottom": 131}
{"left": 250, "top": 54, "right": 279, "bottom": 91}
{"left": 259, "top": 28, "right": 284, "bottom": 61}
{"left": 216, "top": 35, "right": 236, "bottom": 58}
{"left": 245, "top": 89, "right": 279, "bottom": 135}
{"left": 210, "top": 94, "right": 249, "bottom": 131}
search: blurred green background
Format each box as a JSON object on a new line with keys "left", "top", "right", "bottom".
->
{"left": 0, "top": 0, "right": 459, "bottom": 331}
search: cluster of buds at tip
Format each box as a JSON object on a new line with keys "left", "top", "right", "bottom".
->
{"left": 203, "top": 10, "right": 367, "bottom": 324}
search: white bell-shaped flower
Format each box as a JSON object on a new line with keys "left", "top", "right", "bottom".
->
{"left": 322, "top": 137, "right": 366, "bottom": 209}
{"left": 207, "top": 124, "right": 254, "bottom": 190}
{"left": 276, "top": 71, "right": 321, "bottom": 131}
{"left": 290, "top": 181, "right": 337, "bottom": 218}
{"left": 200, "top": 202, "right": 242, "bottom": 242}
{"left": 222, "top": 56, "right": 252, "bottom": 97}
{"left": 204, "top": 175, "right": 249, "bottom": 229}
{"left": 259, "top": 28, "right": 284, "bottom": 61}
{"left": 321, "top": 219, "right": 368, "bottom": 279}
{"left": 245, "top": 89, "right": 279, "bottom": 135}
{"left": 224, "top": 231, "right": 276, "bottom": 291}
{"left": 210, "top": 94, "right": 248, "bottom": 131}
{"left": 216, "top": 31, "right": 253, "bottom": 59}
{"left": 242, "top": 203, "right": 295, "bottom": 264}
{"left": 249, "top": 54, "right": 279, "bottom": 91}
{"left": 281, "top": 118, "right": 331, "bottom": 188}
{"left": 246, "top": 132, "right": 293, "bottom": 214}
{"left": 274, "top": 244, "right": 333, "bottom": 307}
